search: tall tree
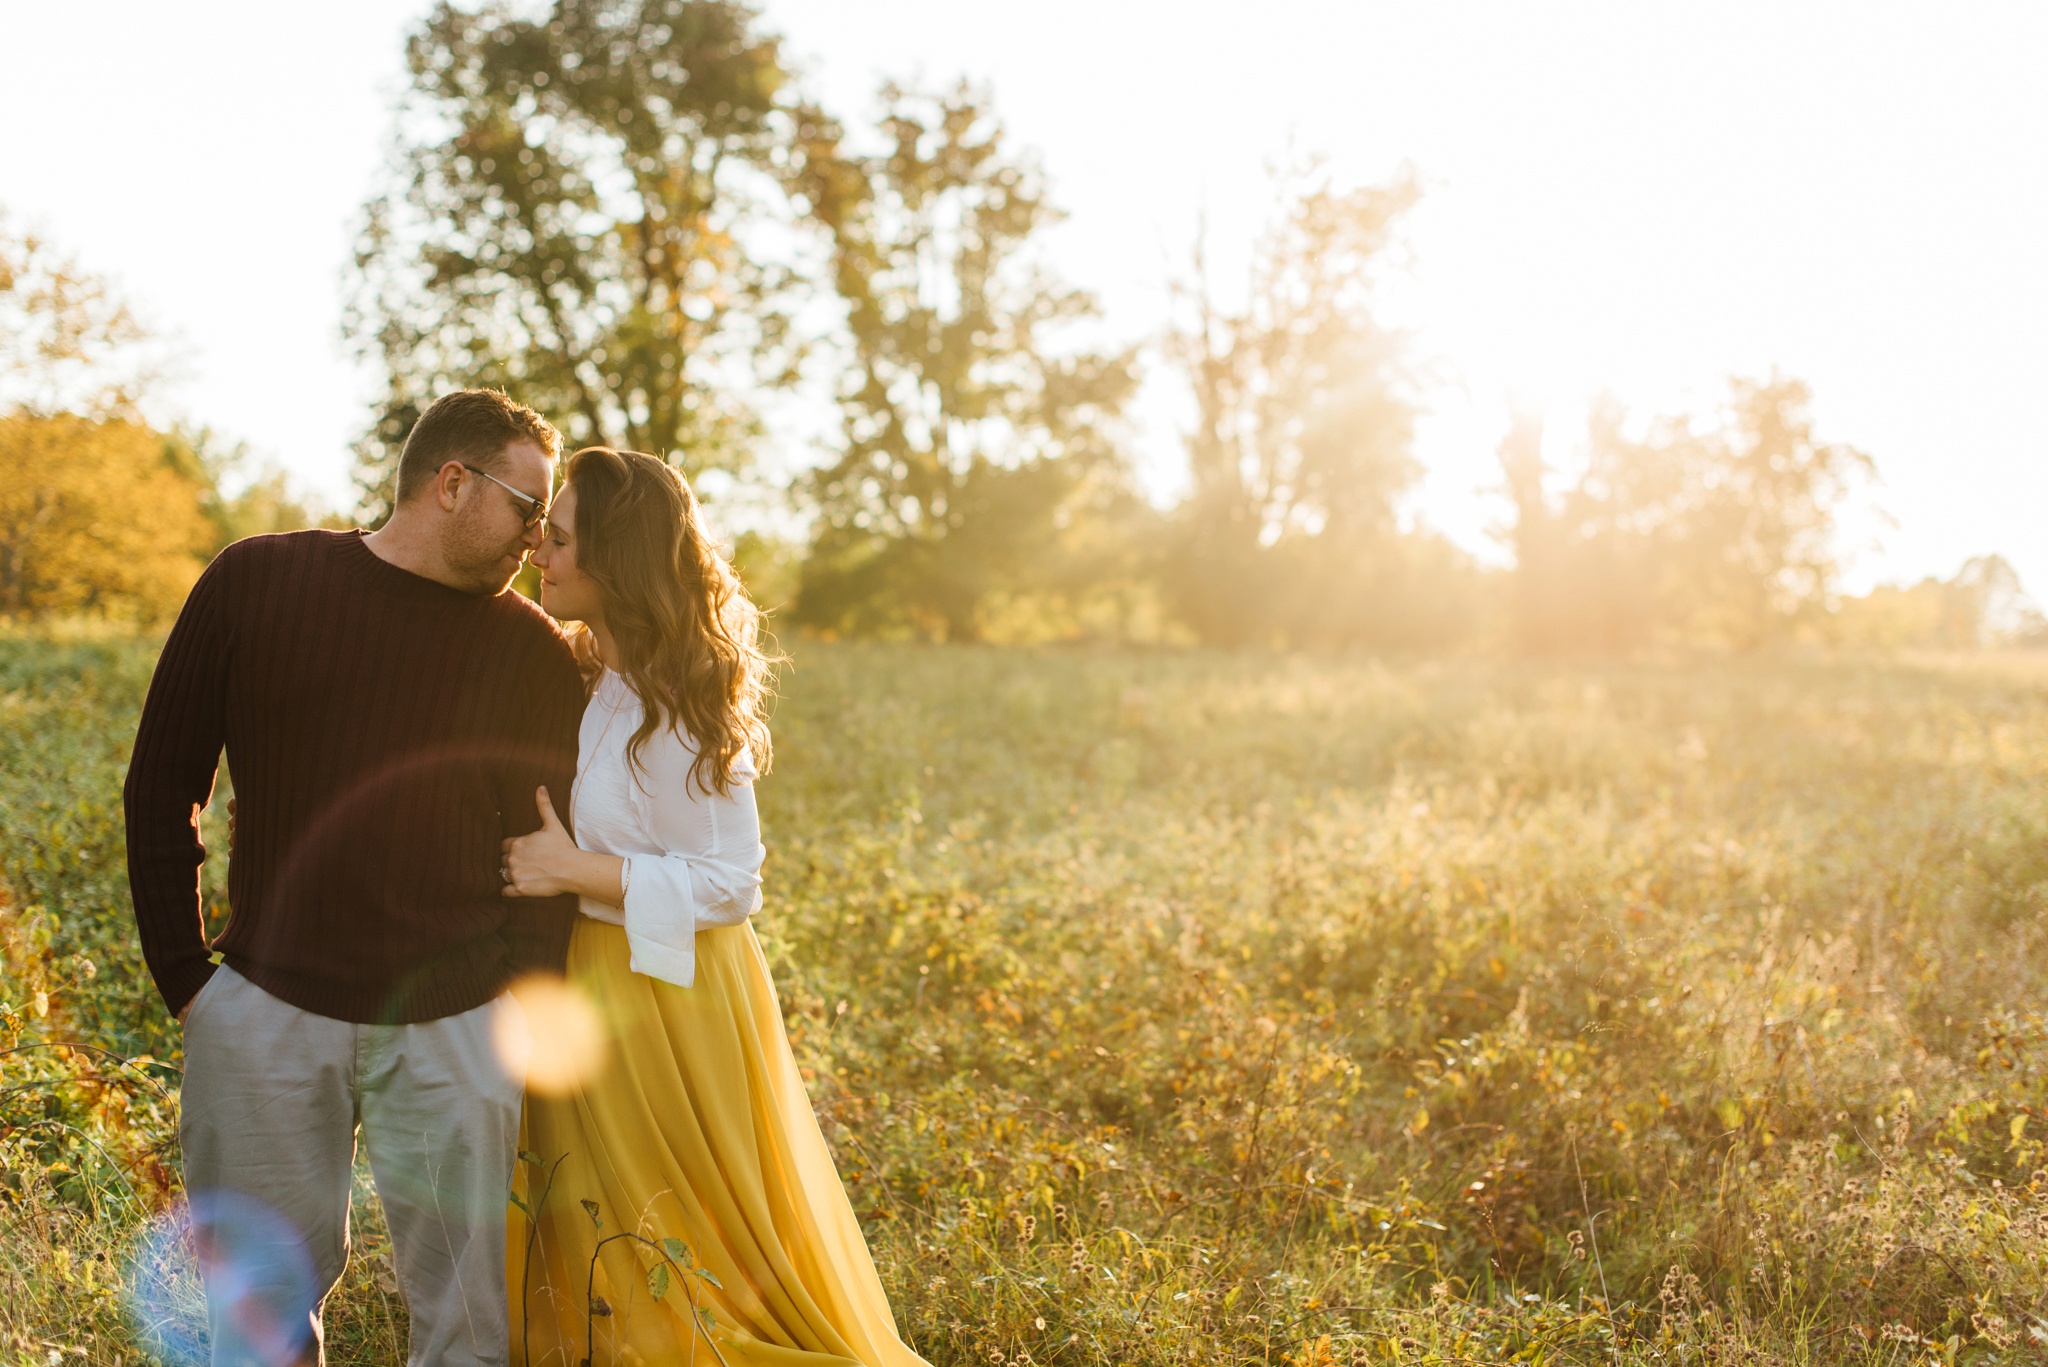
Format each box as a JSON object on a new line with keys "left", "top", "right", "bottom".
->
{"left": 349, "top": 0, "right": 819, "bottom": 520}
{"left": 0, "top": 208, "right": 160, "bottom": 419}
{"left": 1497, "top": 410, "right": 1655, "bottom": 653}
{"left": 0, "top": 415, "right": 212, "bottom": 621}
{"left": 791, "top": 83, "right": 1138, "bottom": 642}
{"left": 1504, "top": 376, "right": 1873, "bottom": 651}
{"left": 1, "top": 213, "right": 324, "bottom": 620}
{"left": 1165, "top": 172, "right": 1462, "bottom": 649}
{"left": 1, "top": 214, "right": 242, "bottom": 621}
{"left": 1830, "top": 554, "right": 2048, "bottom": 651}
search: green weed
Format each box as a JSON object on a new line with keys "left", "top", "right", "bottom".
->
{"left": 8, "top": 633, "right": 2048, "bottom": 1364}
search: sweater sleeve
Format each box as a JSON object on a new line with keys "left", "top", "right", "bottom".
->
{"left": 123, "top": 554, "right": 232, "bottom": 1017}
{"left": 498, "top": 626, "right": 585, "bottom": 979}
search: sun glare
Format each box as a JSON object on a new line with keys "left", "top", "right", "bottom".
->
{"left": 494, "top": 973, "right": 608, "bottom": 1096}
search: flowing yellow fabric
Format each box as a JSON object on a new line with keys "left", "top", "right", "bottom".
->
{"left": 510, "top": 918, "right": 929, "bottom": 1367}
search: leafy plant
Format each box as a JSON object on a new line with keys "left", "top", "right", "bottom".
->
{"left": 12, "top": 631, "right": 2048, "bottom": 1363}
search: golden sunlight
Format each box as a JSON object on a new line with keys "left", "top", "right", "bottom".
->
{"left": 495, "top": 973, "right": 608, "bottom": 1097}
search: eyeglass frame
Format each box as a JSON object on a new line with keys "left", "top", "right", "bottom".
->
{"left": 458, "top": 462, "right": 552, "bottom": 529}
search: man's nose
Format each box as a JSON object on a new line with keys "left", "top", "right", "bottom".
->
{"left": 521, "top": 518, "right": 546, "bottom": 551}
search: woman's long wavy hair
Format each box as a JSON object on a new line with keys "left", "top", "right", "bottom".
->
{"left": 563, "top": 447, "right": 777, "bottom": 795}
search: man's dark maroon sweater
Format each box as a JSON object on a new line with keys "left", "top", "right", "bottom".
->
{"left": 124, "top": 529, "right": 585, "bottom": 1023}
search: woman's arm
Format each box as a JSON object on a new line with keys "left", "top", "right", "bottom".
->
{"left": 624, "top": 733, "right": 764, "bottom": 929}
{"left": 500, "top": 787, "right": 626, "bottom": 903}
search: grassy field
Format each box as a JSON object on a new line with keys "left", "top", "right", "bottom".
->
{"left": 7, "top": 631, "right": 2048, "bottom": 1365}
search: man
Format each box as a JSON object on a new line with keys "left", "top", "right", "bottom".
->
{"left": 124, "top": 389, "right": 585, "bottom": 1367}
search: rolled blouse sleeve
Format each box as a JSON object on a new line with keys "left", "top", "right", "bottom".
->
{"left": 615, "top": 730, "right": 765, "bottom": 988}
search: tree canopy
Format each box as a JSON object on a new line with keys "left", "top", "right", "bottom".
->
{"left": 0, "top": 209, "right": 161, "bottom": 420}
{"left": 1, "top": 213, "right": 327, "bottom": 622}
{"left": 0, "top": 415, "right": 212, "bottom": 621}
{"left": 0, "top": 3, "right": 1977, "bottom": 649}
{"left": 1160, "top": 171, "right": 1477, "bottom": 649}
{"left": 1502, "top": 377, "right": 1875, "bottom": 651}
{"left": 791, "top": 84, "right": 1138, "bottom": 641}
{"left": 349, "top": 0, "right": 822, "bottom": 519}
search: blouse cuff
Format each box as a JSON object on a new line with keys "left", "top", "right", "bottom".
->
{"left": 623, "top": 923, "right": 696, "bottom": 989}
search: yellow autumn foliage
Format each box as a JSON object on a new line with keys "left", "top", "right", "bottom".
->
{"left": 0, "top": 412, "right": 211, "bottom": 621}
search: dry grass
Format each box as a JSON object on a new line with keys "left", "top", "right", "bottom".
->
{"left": 7, "top": 633, "right": 2048, "bottom": 1364}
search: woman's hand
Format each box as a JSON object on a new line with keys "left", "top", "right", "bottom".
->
{"left": 501, "top": 787, "right": 627, "bottom": 903}
{"left": 501, "top": 787, "right": 585, "bottom": 898}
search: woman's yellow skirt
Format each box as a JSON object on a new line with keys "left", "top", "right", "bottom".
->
{"left": 510, "top": 918, "right": 929, "bottom": 1367}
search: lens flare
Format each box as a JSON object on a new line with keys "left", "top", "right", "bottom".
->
{"left": 496, "top": 972, "right": 609, "bottom": 1095}
{"left": 127, "top": 1190, "right": 319, "bottom": 1367}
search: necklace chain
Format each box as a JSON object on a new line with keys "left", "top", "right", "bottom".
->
{"left": 569, "top": 672, "right": 631, "bottom": 820}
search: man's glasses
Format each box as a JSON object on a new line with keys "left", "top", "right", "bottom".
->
{"left": 459, "top": 463, "right": 551, "bottom": 529}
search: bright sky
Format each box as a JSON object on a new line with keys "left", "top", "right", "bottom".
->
{"left": 5, "top": 2, "right": 2044, "bottom": 594}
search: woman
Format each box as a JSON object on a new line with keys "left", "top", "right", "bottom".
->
{"left": 498, "top": 447, "right": 928, "bottom": 1367}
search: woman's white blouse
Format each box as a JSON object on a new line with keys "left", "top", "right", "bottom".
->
{"left": 569, "top": 669, "right": 765, "bottom": 987}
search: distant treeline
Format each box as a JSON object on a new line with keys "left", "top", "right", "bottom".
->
{"left": 4, "top": 0, "right": 2036, "bottom": 653}
{"left": 0, "top": 212, "right": 335, "bottom": 622}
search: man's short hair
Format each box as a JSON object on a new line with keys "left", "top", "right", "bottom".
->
{"left": 392, "top": 390, "right": 562, "bottom": 505}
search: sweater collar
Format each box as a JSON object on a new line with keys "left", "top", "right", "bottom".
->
{"left": 339, "top": 529, "right": 504, "bottom": 604}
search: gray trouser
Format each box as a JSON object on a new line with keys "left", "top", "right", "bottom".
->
{"left": 179, "top": 966, "right": 521, "bottom": 1367}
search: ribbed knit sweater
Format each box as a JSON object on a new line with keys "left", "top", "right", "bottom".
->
{"left": 124, "top": 529, "right": 585, "bottom": 1023}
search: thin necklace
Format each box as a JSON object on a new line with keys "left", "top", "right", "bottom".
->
{"left": 570, "top": 671, "right": 631, "bottom": 819}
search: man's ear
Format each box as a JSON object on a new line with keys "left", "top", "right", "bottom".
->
{"left": 434, "top": 460, "right": 468, "bottom": 513}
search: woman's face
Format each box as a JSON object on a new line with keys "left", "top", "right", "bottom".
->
{"left": 532, "top": 484, "right": 604, "bottom": 626}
